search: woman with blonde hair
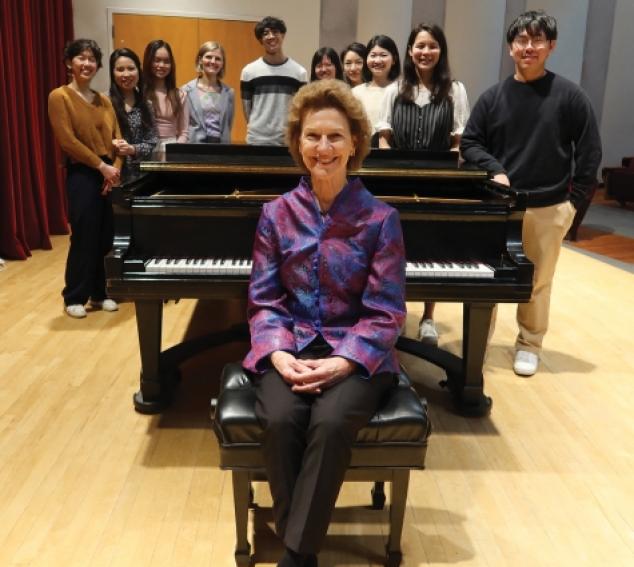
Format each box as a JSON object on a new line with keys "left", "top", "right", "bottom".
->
{"left": 181, "top": 41, "right": 234, "bottom": 143}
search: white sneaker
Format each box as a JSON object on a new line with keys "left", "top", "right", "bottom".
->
{"left": 90, "top": 298, "right": 119, "bottom": 312}
{"left": 65, "top": 304, "right": 87, "bottom": 318}
{"left": 418, "top": 318, "right": 439, "bottom": 345}
{"left": 514, "top": 350, "right": 539, "bottom": 376}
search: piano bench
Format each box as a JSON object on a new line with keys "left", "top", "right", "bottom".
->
{"left": 211, "top": 362, "right": 431, "bottom": 567}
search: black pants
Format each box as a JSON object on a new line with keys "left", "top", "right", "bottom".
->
{"left": 62, "top": 162, "right": 113, "bottom": 305}
{"left": 255, "top": 337, "right": 396, "bottom": 554}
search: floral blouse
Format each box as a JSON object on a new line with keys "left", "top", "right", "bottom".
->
{"left": 121, "top": 104, "right": 158, "bottom": 179}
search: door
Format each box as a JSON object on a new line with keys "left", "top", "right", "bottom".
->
{"left": 112, "top": 13, "right": 261, "bottom": 142}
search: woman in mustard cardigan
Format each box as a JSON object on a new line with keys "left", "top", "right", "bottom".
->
{"left": 48, "top": 39, "right": 123, "bottom": 319}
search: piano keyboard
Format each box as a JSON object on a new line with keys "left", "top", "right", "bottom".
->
{"left": 144, "top": 258, "right": 495, "bottom": 279}
{"left": 406, "top": 261, "right": 494, "bottom": 278}
{"left": 145, "top": 258, "right": 254, "bottom": 276}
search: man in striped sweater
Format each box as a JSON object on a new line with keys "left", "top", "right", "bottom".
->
{"left": 240, "top": 16, "right": 307, "bottom": 146}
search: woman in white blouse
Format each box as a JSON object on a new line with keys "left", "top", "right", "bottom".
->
{"left": 352, "top": 35, "right": 400, "bottom": 146}
{"left": 377, "top": 23, "right": 470, "bottom": 345}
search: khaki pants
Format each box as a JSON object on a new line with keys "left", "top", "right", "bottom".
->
{"left": 515, "top": 200, "right": 576, "bottom": 353}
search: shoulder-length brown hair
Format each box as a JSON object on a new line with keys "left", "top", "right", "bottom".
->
{"left": 286, "top": 79, "right": 371, "bottom": 171}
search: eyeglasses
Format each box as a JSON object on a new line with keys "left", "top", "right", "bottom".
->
{"left": 513, "top": 36, "right": 549, "bottom": 48}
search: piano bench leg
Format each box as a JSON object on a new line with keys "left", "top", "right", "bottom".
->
{"left": 233, "top": 471, "right": 252, "bottom": 566}
{"left": 371, "top": 481, "right": 386, "bottom": 510}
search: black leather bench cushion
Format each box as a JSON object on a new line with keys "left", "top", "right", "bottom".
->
{"left": 212, "top": 362, "right": 431, "bottom": 448}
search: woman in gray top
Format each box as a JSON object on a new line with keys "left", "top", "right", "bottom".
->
{"left": 182, "top": 41, "right": 234, "bottom": 143}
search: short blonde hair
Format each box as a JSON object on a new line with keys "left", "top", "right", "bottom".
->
{"left": 286, "top": 79, "right": 371, "bottom": 171}
{"left": 196, "top": 41, "right": 226, "bottom": 78}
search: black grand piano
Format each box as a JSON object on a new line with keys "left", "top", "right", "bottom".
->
{"left": 106, "top": 144, "right": 533, "bottom": 417}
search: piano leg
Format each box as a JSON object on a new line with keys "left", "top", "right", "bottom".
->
{"left": 458, "top": 302, "right": 494, "bottom": 417}
{"left": 133, "top": 300, "right": 177, "bottom": 413}
{"left": 396, "top": 302, "right": 493, "bottom": 417}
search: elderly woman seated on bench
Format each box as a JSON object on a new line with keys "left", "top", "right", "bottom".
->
{"left": 242, "top": 79, "right": 407, "bottom": 567}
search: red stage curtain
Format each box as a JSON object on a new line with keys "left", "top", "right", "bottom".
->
{"left": 0, "top": 0, "right": 73, "bottom": 260}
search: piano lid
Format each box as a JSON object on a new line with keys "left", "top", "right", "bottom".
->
{"left": 139, "top": 143, "right": 489, "bottom": 180}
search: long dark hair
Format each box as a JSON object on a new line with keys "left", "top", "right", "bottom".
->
{"left": 310, "top": 47, "right": 344, "bottom": 81}
{"left": 340, "top": 42, "right": 370, "bottom": 85}
{"left": 109, "top": 48, "right": 154, "bottom": 140}
{"left": 365, "top": 35, "right": 400, "bottom": 82}
{"left": 400, "top": 23, "right": 452, "bottom": 103}
{"left": 142, "top": 40, "right": 183, "bottom": 121}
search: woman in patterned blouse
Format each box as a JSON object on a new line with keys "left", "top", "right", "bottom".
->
{"left": 108, "top": 48, "right": 158, "bottom": 180}
{"left": 243, "top": 80, "right": 406, "bottom": 567}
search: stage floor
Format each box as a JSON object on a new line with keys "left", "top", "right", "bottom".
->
{"left": 0, "top": 235, "right": 633, "bottom": 567}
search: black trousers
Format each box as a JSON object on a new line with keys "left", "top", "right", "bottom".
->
{"left": 255, "top": 338, "right": 396, "bottom": 554}
{"left": 62, "top": 162, "right": 113, "bottom": 305}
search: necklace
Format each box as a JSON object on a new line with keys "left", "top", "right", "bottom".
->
{"left": 197, "top": 80, "right": 220, "bottom": 93}
{"left": 69, "top": 83, "right": 95, "bottom": 104}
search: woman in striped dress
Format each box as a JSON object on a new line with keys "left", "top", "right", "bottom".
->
{"left": 377, "top": 23, "right": 470, "bottom": 345}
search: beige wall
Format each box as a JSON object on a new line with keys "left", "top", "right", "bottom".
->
{"left": 445, "top": 0, "right": 507, "bottom": 101}
{"left": 356, "top": 0, "right": 413, "bottom": 62}
{"left": 600, "top": 0, "right": 634, "bottom": 166}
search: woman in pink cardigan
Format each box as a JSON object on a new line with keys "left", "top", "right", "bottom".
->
{"left": 142, "top": 40, "right": 189, "bottom": 158}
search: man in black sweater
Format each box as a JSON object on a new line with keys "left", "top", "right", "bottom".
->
{"left": 461, "top": 10, "right": 601, "bottom": 376}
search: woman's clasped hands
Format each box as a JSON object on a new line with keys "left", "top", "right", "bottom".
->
{"left": 270, "top": 350, "right": 357, "bottom": 394}
{"left": 98, "top": 160, "right": 120, "bottom": 195}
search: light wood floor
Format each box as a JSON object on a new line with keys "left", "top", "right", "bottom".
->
{"left": 1, "top": 235, "right": 633, "bottom": 567}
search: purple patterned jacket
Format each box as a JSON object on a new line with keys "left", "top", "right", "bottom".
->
{"left": 243, "top": 176, "right": 406, "bottom": 377}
